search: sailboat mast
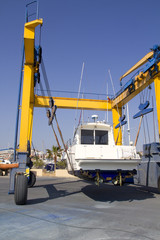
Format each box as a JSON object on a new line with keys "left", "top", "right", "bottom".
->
{"left": 127, "top": 103, "right": 131, "bottom": 144}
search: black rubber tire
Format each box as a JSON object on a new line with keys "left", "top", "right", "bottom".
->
{"left": 28, "top": 171, "right": 36, "bottom": 188}
{"left": 14, "top": 174, "right": 28, "bottom": 205}
{"left": 0, "top": 169, "right": 3, "bottom": 176}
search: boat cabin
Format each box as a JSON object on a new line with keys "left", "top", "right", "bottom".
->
{"left": 73, "top": 122, "right": 115, "bottom": 146}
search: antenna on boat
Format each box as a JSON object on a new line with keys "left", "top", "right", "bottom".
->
{"left": 105, "top": 82, "right": 109, "bottom": 123}
{"left": 92, "top": 115, "right": 98, "bottom": 122}
{"left": 82, "top": 92, "right": 84, "bottom": 124}
{"left": 108, "top": 69, "right": 119, "bottom": 116}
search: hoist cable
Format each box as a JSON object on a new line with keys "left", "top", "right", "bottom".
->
{"left": 122, "top": 105, "right": 127, "bottom": 145}
{"left": 40, "top": 58, "right": 74, "bottom": 174}
{"left": 109, "top": 69, "right": 122, "bottom": 144}
{"left": 40, "top": 63, "right": 61, "bottom": 149}
{"left": 55, "top": 115, "right": 75, "bottom": 174}
{"left": 51, "top": 123, "right": 61, "bottom": 149}
{"left": 14, "top": 42, "right": 25, "bottom": 162}
{"left": 109, "top": 69, "right": 120, "bottom": 115}
{"left": 39, "top": 71, "right": 61, "bottom": 151}
{"left": 145, "top": 86, "right": 149, "bottom": 102}
{"left": 31, "top": 141, "right": 37, "bottom": 158}
{"left": 134, "top": 116, "right": 143, "bottom": 146}
{"left": 140, "top": 89, "right": 145, "bottom": 103}
{"left": 142, "top": 117, "right": 146, "bottom": 144}
{"left": 41, "top": 58, "right": 52, "bottom": 98}
{"left": 148, "top": 85, "right": 152, "bottom": 102}
{"left": 39, "top": 22, "right": 42, "bottom": 46}
{"left": 145, "top": 116, "right": 150, "bottom": 143}
{"left": 39, "top": 80, "right": 49, "bottom": 113}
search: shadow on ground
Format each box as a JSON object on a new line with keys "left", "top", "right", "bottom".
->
{"left": 27, "top": 178, "right": 157, "bottom": 205}
{"left": 81, "top": 183, "right": 157, "bottom": 202}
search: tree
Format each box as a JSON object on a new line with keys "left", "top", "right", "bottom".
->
{"left": 52, "top": 146, "right": 62, "bottom": 173}
{"left": 46, "top": 146, "right": 63, "bottom": 173}
{"left": 46, "top": 149, "right": 53, "bottom": 159}
{"left": 32, "top": 155, "right": 44, "bottom": 169}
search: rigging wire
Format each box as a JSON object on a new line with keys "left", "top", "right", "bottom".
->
{"left": 142, "top": 117, "right": 146, "bottom": 144}
{"left": 109, "top": 69, "right": 122, "bottom": 144}
{"left": 14, "top": 40, "right": 25, "bottom": 161}
{"left": 122, "top": 106, "right": 126, "bottom": 145}
{"left": 55, "top": 115, "right": 75, "bottom": 174}
{"left": 51, "top": 124, "right": 61, "bottom": 149}
{"left": 145, "top": 115, "right": 150, "bottom": 143}
{"left": 134, "top": 116, "right": 143, "bottom": 146}
{"left": 105, "top": 81, "right": 109, "bottom": 123}
{"left": 36, "top": 89, "right": 111, "bottom": 98}
{"left": 74, "top": 62, "right": 85, "bottom": 135}
{"left": 40, "top": 58, "right": 74, "bottom": 174}
{"left": 39, "top": 77, "right": 61, "bottom": 149}
{"left": 136, "top": 84, "right": 152, "bottom": 146}
{"left": 41, "top": 58, "right": 52, "bottom": 98}
{"left": 126, "top": 103, "right": 131, "bottom": 145}
{"left": 108, "top": 70, "right": 119, "bottom": 112}
{"left": 39, "top": 23, "right": 42, "bottom": 46}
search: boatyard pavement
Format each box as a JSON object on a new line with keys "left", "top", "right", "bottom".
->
{"left": 0, "top": 176, "right": 160, "bottom": 240}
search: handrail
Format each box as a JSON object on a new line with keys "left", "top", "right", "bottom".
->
{"left": 25, "top": 0, "right": 39, "bottom": 23}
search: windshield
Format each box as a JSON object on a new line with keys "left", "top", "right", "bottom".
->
{"left": 81, "top": 130, "right": 94, "bottom": 144}
{"left": 95, "top": 130, "right": 108, "bottom": 145}
{"left": 81, "top": 129, "right": 108, "bottom": 145}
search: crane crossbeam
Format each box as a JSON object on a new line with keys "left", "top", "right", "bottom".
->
{"left": 34, "top": 95, "right": 112, "bottom": 110}
{"left": 112, "top": 66, "right": 160, "bottom": 108}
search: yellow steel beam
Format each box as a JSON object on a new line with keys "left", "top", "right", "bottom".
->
{"left": 34, "top": 95, "right": 112, "bottom": 110}
{"left": 112, "top": 107, "right": 122, "bottom": 145}
{"left": 19, "top": 19, "right": 43, "bottom": 152}
{"left": 120, "top": 51, "right": 154, "bottom": 81}
{"left": 24, "top": 19, "right": 43, "bottom": 64}
{"left": 154, "top": 76, "right": 160, "bottom": 141}
{"left": 19, "top": 65, "right": 34, "bottom": 152}
{"left": 112, "top": 63, "right": 160, "bottom": 108}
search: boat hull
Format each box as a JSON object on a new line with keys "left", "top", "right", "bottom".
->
{"left": 69, "top": 169, "right": 137, "bottom": 184}
{"left": 75, "top": 158, "right": 141, "bottom": 171}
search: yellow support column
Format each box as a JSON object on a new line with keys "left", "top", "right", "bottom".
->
{"left": 19, "top": 19, "right": 43, "bottom": 152}
{"left": 19, "top": 65, "right": 34, "bottom": 152}
{"left": 112, "top": 107, "right": 122, "bottom": 145}
{"left": 154, "top": 76, "right": 160, "bottom": 142}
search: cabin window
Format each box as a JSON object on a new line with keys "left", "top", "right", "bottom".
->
{"left": 95, "top": 130, "right": 108, "bottom": 145}
{"left": 81, "top": 130, "right": 94, "bottom": 144}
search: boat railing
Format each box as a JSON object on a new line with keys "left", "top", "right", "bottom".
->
{"left": 36, "top": 89, "right": 113, "bottom": 101}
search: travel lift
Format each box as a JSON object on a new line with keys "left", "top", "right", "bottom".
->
{"left": 7, "top": 1, "right": 160, "bottom": 204}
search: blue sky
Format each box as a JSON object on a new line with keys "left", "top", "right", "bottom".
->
{"left": 1, "top": 0, "right": 160, "bottom": 152}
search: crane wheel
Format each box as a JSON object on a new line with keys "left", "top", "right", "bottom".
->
{"left": 28, "top": 171, "right": 36, "bottom": 188}
{"left": 14, "top": 174, "right": 28, "bottom": 205}
{"left": 0, "top": 169, "right": 3, "bottom": 176}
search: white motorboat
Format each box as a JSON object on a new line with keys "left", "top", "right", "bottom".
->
{"left": 63, "top": 116, "right": 141, "bottom": 185}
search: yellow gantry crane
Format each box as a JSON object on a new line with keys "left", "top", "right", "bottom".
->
{"left": 9, "top": 2, "right": 160, "bottom": 205}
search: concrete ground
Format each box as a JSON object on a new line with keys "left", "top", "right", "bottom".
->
{"left": 0, "top": 176, "right": 160, "bottom": 240}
